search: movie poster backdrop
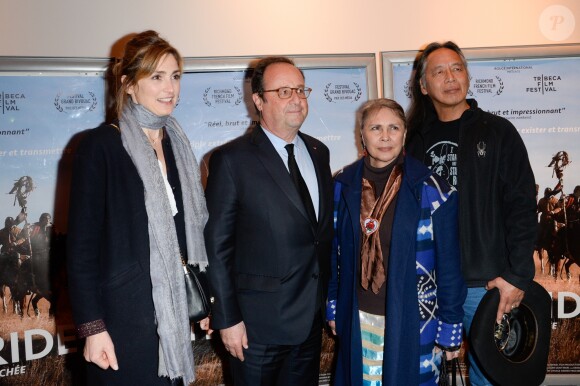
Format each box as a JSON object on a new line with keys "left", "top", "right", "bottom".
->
{"left": 5, "top": 45, "right": 578, "bottom": 384}
{"left": 383, "top": 44, "right": 580, "bottom": 384}
{"left": 0, "top": 54, "right": 376, "bottom": 385}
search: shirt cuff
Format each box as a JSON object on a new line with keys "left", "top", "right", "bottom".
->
{"left": 326, "top": 299, "right": 337, "bottom": 321}
{"left": 77, "top": 319, "right": 107, "bottom": 338}
{"left": 435, "top": 320, "right": 463, "bottom": 349}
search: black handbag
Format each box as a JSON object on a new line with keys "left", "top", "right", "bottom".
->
{"left": 439, "top": 356, "right": 464, "bottom": 386}
{"left": 182, "top": 260, "right": 212, "bottom": 322}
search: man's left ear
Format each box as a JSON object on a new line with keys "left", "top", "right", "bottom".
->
{"left": 252, "top": 93, "right": 263, "bottom": 112}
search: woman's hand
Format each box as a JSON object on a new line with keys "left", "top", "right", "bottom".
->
{"left": 444, "top": 349, "right": 460, "bottom": 360}
{"left": 328, "top": 320, "right": 336, "bottom": 336}
{"left": 434, "top": 346, "right": 460, "bottom": 360}
{"left": 199, "top": 317, "right": 213, "bottom": 334}
{"left": 84, "top": 331, "right": 118, "bottom": 370}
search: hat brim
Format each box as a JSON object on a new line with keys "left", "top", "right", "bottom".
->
{"left": 470, "top": 281, "right": 552, "bottom": 386}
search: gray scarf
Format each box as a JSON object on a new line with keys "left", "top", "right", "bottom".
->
{"left": 119, "top": 100, "right": 208, "bottom": 384}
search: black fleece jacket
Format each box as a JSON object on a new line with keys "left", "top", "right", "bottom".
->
{"left": 407, "top": 99, "right": 536, "bottom": 290}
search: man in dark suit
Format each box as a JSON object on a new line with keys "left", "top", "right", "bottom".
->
{"left": 204, "top": 56, "right": 333, "bottom": 386}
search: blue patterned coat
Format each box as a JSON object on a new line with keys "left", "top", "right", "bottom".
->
{"left": 327, "top": 155, "right": 466, "bottom": 386}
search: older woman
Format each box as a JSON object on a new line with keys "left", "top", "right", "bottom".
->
{"left": 327, "top": 99, "right": 466, "bottom": 386}
{"left": 67, "top": 31, "right": 208, "bottom": 385}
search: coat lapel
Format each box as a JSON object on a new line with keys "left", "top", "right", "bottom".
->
{"left": 251, "top": 128, "right": 312, "bottom": 225}
{"left": 337, "top": 160, "right": 364, "bottom": 247}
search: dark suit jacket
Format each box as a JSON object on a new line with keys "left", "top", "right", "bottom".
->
{"left": 204, "top": 127, "right": 333, "bottom": 345}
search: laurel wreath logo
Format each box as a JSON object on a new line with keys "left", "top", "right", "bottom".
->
{"left": 495, "top": 76, "right": 504, "bottom": 96}
{"left": 324, "top": 82, "right": 362, "bottom": 103}
{"left": 467, "top": 75, "right": 474, "bottom": 97}
{"left": 88, "top": 91, "right": 97, "bottom": 111}
{"left": 203, "top": 87, "right": 241, "bottom": 107}
{"left": 403, "top": 80, "right": 412, "bottom": 99}
{"left": 234, "top": 86, "right": 243, "bottom": 106}
{"left": 54, "top": 92, "right": 98, "bottom": 113}
{"left": 203, "top": 87, "right": 213, "bottom": 107}
{"left": 353, "top": 82, "right": 362, "bottom": 102}
{"left": 324, "top": 83, "right": 333, "bottom": 103}
{"left": 54, "top": 94, "right": 64, "bottom": 113}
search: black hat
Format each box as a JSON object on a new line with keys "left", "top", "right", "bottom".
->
{"left": 470, "top": 281, "right": 552, "bottom": 386}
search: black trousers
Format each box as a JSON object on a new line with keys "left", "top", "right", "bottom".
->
{"left": 229, "top": 314, "right": 322, "bottom": 386}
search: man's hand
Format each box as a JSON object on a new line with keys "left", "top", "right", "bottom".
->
{"left": 486, "top": 277, "right": 525, "bottom": 323}
{"left": 84, "top": 331, "right": 119, "bottom": 370}
{"left": 220, "top": 321, "right": 248, "bottom": 361}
